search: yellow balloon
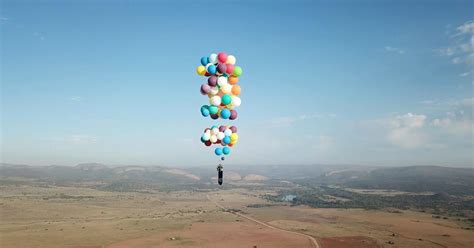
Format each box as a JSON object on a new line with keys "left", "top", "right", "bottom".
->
{"left": 197, "top": 65, "right": 206, "bottom": 75}
{"left": 230, "top": 133, "right": 239, "bottom": 142}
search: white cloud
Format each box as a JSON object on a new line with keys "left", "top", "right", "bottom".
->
{"left": 384, "top": 46, "right": 405, "bottom": 54}
{"left": 459, "top": 71, "right": 470, "bottom": 77}
{"left": 456, "top": 21, "right": 474, "bottom": 34}
{"left": 438, "top": 20, "right": 474, "bottom": 65}
{"left": 386, "top": 113, "right": 428, "bottom": 149}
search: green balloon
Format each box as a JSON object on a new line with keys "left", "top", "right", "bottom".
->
{"left": 222, "top": 94, "right": 232, "bottom": 105}
{"left": 233, "top": 66, "right": 242, "bottom": 77}
{"left": 209, "top": 105, "right": 219, "bottom": 115}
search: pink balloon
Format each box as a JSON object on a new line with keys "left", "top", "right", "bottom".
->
{"left": 226, "top": 64, "right": 234, "bottom": 74}
{"left": 218, "top": 52, "right": 227, "bottom": 63}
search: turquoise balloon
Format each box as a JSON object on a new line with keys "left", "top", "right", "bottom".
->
{"left": 223, "top": 136, "right": 231, "bottom": 145}
{"left": 215, "top": 147, "right": 223, "bottom": 156}
{"left": 201, "top": 56, "right": 209, "bottom": 66}
{"left": 209, "top": 105, "right": 219, "bottom": 115}
{"left": 221, "top": 94, "right": 232, "bottom": 105}
{"left": 223, "top": 147, "right": 230, "bottom": 155}
{"left": 200, "top": 105, "right": 210, "bottom": 117}
{"left": 220, "top": 109, "right": 231, "bottom": 119}
{"left": 207, "top": 64, "right": 217, "bottom": 74}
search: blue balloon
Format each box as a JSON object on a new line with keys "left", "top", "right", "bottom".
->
{"left": 215, "top": 147, "right": 223, "bottom": 156}
{"left": 220, "top": 109, "right": 231, "bottom": 119}
{"left": 223, "top": 136, "right": 231, "bottom": 145}
{"left": 223, "top": 147, "right": 231, "bottom": 155}
{"left": 200, "top": 105, "right": 210, "bottom": 117}
{"left": 201, "top": 56, "right": 209, "bottom": 66}
{"left": 207, "top": 65, "right": 217, "bottom": 74}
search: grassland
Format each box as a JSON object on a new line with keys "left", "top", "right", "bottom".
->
{"left": 1, "top": 185, "right": 472, "bottom": 248}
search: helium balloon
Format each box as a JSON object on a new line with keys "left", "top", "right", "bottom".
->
{"left": 229, "top": 110, "right": 238, "bottom": 120}
{"left": 201, "top": 105, "right": 210, "bottom": 117}
{"left": 223, "top": 136, "right": 231, "bottom": 145}
{"left": 205, "top": 140, "right": 212, "bottom": 146}
{"left": 197, "top": 65, "right": 206, "bottom": 75}
{"left": 226, "top": 64, "right": 234, "bottom": 75}
{"left": 210, "top": 96, "right": 221, "bottom": 106}
{"left": 209, "top": 87, "right": 219, "bottom": 95}
{"left": 224, "top": 129, "right": 232, "bottom": 136}
{"left": 211, "top": 114, "right": 219, "bottom": 120}
{"left": 200, "top": 84, "right": 211, "bottom": 95}
{"left": 208, "top": 75, "right": 218, "bottom": 87}
{"left": 208, "top": 105, "right": 219, "bottom": 115}
{"left": 220, "top": 109, "right": 231, "bottom": 119}
{"left": 217, "top": 132, "right": 225, "bottom": 140}
{"left": 215, "top": 147, "right": 223, "bottom": 156}
{"left": 222, "top": 94, "right": 232, "bottom": 105}
{"left": 201, "top": 56, "right": 209, "bottom": 66}
{"left": 218, "top": 52, "right": 227, "bottom": 63}
{"left": 217, "top": 64, "right": 227, "bottom": 74}
{"left": 221, "top": 84, "right": 232, "bottom": 94}
{"left": 230, "top": 133, "right": 239, "bottom": 142}
{"left": 231, "top": 85, "right": 241, "bottom": 95}
{"left": 226, "top": 55, "right": 236, "bottom": 65}
{"left": 223, "top": 147, "right": 231, "bottom": 155}
{"left": 210, "top": 135, "right": 218, "bottom": 143}
{"left": 231, "top": 96, "right": 241, "bottom": 107}
{"left": 230, "top": 126, "right": 237, "bottom": 133}
{"left": 219, "top": 126, "right": 226, "bottom": 132}
{"left": 233, "top": 66, "right": 242, "bottom": 77}
{"left": 217, "top": 76, "right": 228, "bottom": 87}
{"left": 206, "top": 64, "right": 217, "bottom": 74}
{"left": 209, "top": 53, "right": 218, "bottom": 64}
{"left": 228, "top": 76, "right": 239, "bottom": 85}
{"left": 211, "top": 127, "right": 219, "bottom": 135}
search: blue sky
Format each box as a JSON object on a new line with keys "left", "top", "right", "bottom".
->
{"left": 1, "top": 0, "right": 472, "bottom": 167}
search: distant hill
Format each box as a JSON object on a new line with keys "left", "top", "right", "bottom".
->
{"left": 303, "top": 166, "right": 474, "bottom": 195}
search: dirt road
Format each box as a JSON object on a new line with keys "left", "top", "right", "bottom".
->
{"left": 206, "top": 194, "right": 320, "bottom": 248}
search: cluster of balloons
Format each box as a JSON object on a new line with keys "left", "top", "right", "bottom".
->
{"left": 197, "top": 52, "right": 243, "bottom": 120}
{"left": 200, "top": 125, "right": 239, "bottom": 156}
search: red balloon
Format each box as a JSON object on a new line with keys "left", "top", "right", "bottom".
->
{"left": 226, "top": 64, "right": 234, "bottom": 74}
{"left": 205, "top": 141, "right": 212, "bottom": 146}
{"left": 218, "top": 52, "right": 227, "bottom": 63}
{"left": 204, "top": 72, "right": 211, "bottom": 77}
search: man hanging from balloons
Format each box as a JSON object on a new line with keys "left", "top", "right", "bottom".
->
{"left": 196, "top": 52, "right": 242, "bottom": 185}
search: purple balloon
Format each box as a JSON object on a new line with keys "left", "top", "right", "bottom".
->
{"left": 219, "top": 126, "right": 226, "bottom": 132}
{"left": 208, "top": 75, "right": 218, "bottom": 87}
{"left": 217, "top": 64, "right": 227, "bottom": 74}
{"left": 230, "top": 126, "right": 237, "bottom": 133}
{"left": 200, "top": 84, "right": 211, "bottom": 95}
{"left": 229, "top": 110, "right": 238, "bottom": 120}
{"left": 211, "top": 114, "right": 219, "bottom": 120}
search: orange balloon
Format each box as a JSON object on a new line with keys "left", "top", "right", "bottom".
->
{"left": 228, "top": 76, "right": 239, "bottom": 85}
{"left": 231, "top": 85, "right": 241, "bottom": 95}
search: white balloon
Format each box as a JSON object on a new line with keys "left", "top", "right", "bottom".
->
{"left": 209, "top": 87, "right": 219, "bottom": 95}
{"left": 221, "top": 84, "right": 232, "bottom": 94}
{"left": 209, "top": 53, "right": 218, "bottom": 64}
{"left": 224, "top": 129, "right": 232, "bottom": 136}
{"left": 211, "top": 128, "right": 219, "bottom": 135}
{"left": 210, "top": 96, "right": 221, "bottom": 106}
{"left": 210, "top": 135, "right": 217, "bottom": 143}
{"left": 205, "top": 129, "right": 211, "bottom": 135}
{"left": 202, "top": 133, "right": 210, "bottom": 141}
{"left": 217, "top": 76, "right": 228, "bottom": 87}
{"left": 226, "top": 55, "right": 236, "bottom": 65}
{"left": 217, "top": 132, "right": 225, "bottom": 140}
{"left": 232, "top": 96, "right": 241, "bottom": 107}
